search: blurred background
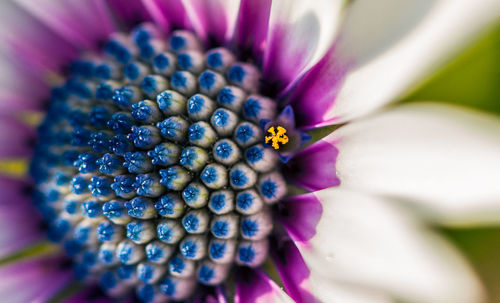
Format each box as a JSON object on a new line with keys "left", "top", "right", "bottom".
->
{"left": 400, "top": 20, "right": 500, "bottom": 302}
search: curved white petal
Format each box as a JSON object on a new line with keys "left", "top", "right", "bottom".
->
{"left": 327, "top": 0, "right": 500, "bottom": 122}
{"left": 329, "top": 102, "right": 500, "bottom": 225}
{"left": 262, "top": 0, "right": 343, "bottom": 89}
{"left": 299, "top": 188, "right": 486, "bottom": 303}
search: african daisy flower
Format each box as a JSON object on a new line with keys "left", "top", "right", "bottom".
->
{"left": 1, "top": 0, "right": 500, "bottom": 302}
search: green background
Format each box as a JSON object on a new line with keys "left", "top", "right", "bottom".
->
{"left": 402, "top": 21, "right": 500, "bottom": 302}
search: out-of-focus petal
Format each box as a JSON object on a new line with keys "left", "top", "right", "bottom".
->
{"left": 107, "top": 0, "right": 151, "bottom": 24}
{"left": 0, "top": 1, "right": 77, "bottom": 72}
{"left": 329, "top": 102, "right": 500, "bottom": 225}
{"left": 15, "top": 0, "right": 116, "bottom": 49}
{"left": 0, "top": 255, "right": 70, "bottom": 303}
{"left": 262, "top": 0, "right": 343, "bottom": 94}
{"left": 182, "top": 0, "right": 241, "bottom": 46}
{"left": 0, "top": 1, "right": 74, "bottom": 109}
{"left": 299, "top": 187, "right": 486, "bottom": 303}
{"left": 284, "top": 139, "right": 340, "bottom": 191}
{"left": 277, "top": 194, "right": 322, "bottom": 243}
{"left": 309, "top": 275, "right": 394, "bottom": 303}
{"left": 324, "top": 0, "right": 500, "bottom": 123}
{"left": 141, "top": 0, "right": 188, "bottom": 31}
{"left": 0, "top": 176, "right": 43, "bottom": 258}
{"left": 235, "top": 268, "right": 294, "bottom": 303}
{"left": 0, "top": 117, "right": 35, "bottom": 158}
{"left": 232, "top": 0, "right": 272, "bottom": 62}
{"left": 270, "top": 239, "right": 315, "bottom": 303}
{"left": 64, "top": 287, "right": 113, "bottom": 303}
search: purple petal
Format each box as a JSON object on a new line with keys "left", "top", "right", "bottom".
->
{"left": 107, "top": 0, "right": 151, "bottom": 23}
{"left": 235, "top": 268, "right": 293, "bottom": 303}
{"left": 0, "top": 1, "right": 77, "bottom": 77}
{"left": 15, "top": 0, "right": 116, "bottom": 49}
{"left": 0, "top": 117, "right": 35, "bottom": 158}
{"left": 232, "top": 0, "right": 272, "bottom": 62}
{"left": 182, "top": 0, "right": 239, "bottom": 46}
{"left": 0, "top": 255, "right": 71, "bottom": 302}
{"left": 141, "top": 0, "right": 190, "bottom": 30}
{"left": 287, "top": 46, "right": 348, "bottom": 129}
{"left": 285, "top": 139, "right": 340, "bottom": 191}
{"left": 0, "top": 176, "right": 43, "bottom": 258}
{"left": 261, "top": 0, "right": 342, "bottom": 95}
{"left": 271, "top": 240, "right": 315, "bottom": 303}
{"left": 278, "top": 194, "right": 322, "bottom": 243}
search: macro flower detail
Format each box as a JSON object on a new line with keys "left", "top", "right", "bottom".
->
{"left": 1, "top": 1, "right": 500, "bottom": 303}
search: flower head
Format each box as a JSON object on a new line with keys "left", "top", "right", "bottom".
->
{"left": 0, "top": 0, "right": 500, "bottom": 303}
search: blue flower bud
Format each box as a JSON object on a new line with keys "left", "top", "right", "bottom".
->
{"left": 116, "top": 239, "right": 145, "bottom": 265}
{"left": 188, "top": 121, "right": 216, "bottom": 148}
{"left": 213, "top": 139, "right": 241, "bottom": 165}
{"left": 187, "top": 94, "right": 215, "bottom": 121}
{"left": 157, "top": 116, "right": 189, "bottom": 141}
{"left": 205, "top": 48, "right": 235, "bottom": 72}
{"left": 145, "top": 241, "right": 174, "bottom": 264}
{"left": 182, "top": 209, "right": 210, "bottom": 234}
{"left": 228, "top": 62, "right": 260, "bottom": 93}
{"left": 208, "top": 190, "right": 234, "bottom": 215}
{"left": 154, "top": 193, "right": 185, "bottom": 218}
{"left": 168, "top": 254, "right": 196, "bottom": 278}
{"left": 124, "top": 61, "right": 150, "bottom": 84}
{"left": 177, "top": 50, "right": 204, "bottom": 74}
{"left": 141, "top": 75, "right": 169, "bottom": 98}
{"left": 159, "top": 166, "right": 191, "bottom": 191}
{"left": 169, "top": 30, "right": 202, "bottom": 52}
{"left": 153, "top": 52, "right": 177, "bottom": 76}
{"left": 236, "top": 189, "right": 264, "bottom": 215}
{"left": 124, "top": 196, "right": 156, "bottom": 219}
{"left": 210, "top": 214, "right": 239, "bottom": 239}
{"left": 240, "top": 210, "right": 273, "bottom": 241}
{"left": 200, "top": 163, "right": 228, "bottom": 189}
{"left": 198, "top": 70, "right": 226, "bottom": 97}
{"left": 156, "top": 90, "right": 186, "bottom": 116}
{"left": 170, "top": 71, "right": 196, "bottom": 96}
{"left": 179, "top": 235, "right": 206, "bottom": 260}
{"left": 217, "top": 85, "right": 246, "bottom": 112}
{"left": 131, "top": 99, "right": 162, "bottom": 123}
{"left": 182, "top": 182, "right": 209, "bottom": 208}
{"left": 156, "top": 220, "right": 185, "bottom": 244}
{"left": 236, "top": 239, "right": 269, "bottom": 267}
{"left": 211, "top": 108, "right": 239, "bottom": 136}
{"left": 126, "top": 220, "right": 155, "bottom": 244}
{"left": 229, "top": 163, "right": 257, "bottom": 189}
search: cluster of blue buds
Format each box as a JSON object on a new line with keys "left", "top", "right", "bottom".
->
{"left": 30, "top": 23, "right": 287, "bottom": 302}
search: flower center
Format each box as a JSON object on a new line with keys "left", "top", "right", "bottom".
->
{"left": 265, "top": 126, "right": 289, "bottom": 150}
{"left": 29, "top": 23, "right": 287, "bottom": 301}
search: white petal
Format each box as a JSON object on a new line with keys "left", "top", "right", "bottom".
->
{"left": 262, "top": 0, "right": 343, "bottom": 88}
{"left": 299, "top": 188, "right": 486, "bottom": 303}
{"left": 327, "top": 0, "right": 500, "bottom": 122}
{"left": 329, "top": 102, "right": 500, "bottom": 225}
{"left": 310, "top": 276, "right": 395, "bottom": 303}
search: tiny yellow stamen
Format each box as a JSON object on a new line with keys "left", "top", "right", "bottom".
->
{"left": 265, "top": 126, "right": 289, "bottom": 150}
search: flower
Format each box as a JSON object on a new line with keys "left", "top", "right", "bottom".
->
{"left": 0, "top": 0, "right": 499, "bottom": 302}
